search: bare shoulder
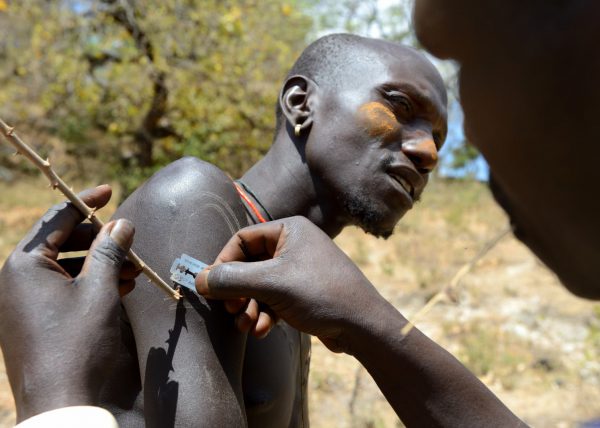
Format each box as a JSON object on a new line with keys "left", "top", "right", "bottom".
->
{"left": 110, "top": 157, "right": 249, "bottom": 426}
{"left": 115, "top": 156, "right": 247, "bottom": 288}
{"left": 133, "top": 156, "right": 239, "bottom": 208}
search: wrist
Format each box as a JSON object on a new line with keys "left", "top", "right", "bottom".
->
{"left": 15, "top": 378, "right": 97, "bottom": 423}
{"left": 338, "top": 291, "right": 409, "bottom": 359}
{"left": 16, "top": 406, "right": 117, "bottom": 428}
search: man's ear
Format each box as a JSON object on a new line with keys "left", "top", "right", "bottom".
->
{"left": 279, "top": 75, "right": 317, "bottom": 137}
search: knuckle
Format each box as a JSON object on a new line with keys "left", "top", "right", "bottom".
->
{"left": 288, "top": 216, "right": 311, "bottom": 234}
{"left": 2, "top": 250, "right": 35, "bottom": 272}
{"left": 92, "top": 239, "right": 127, "bottom": 267}
{"left": 1, "top": 252, "right": 21, "bottom": 272}
{"left": 211, "top": 263, "right": 233, "bottom": 286}
{"left": 40, "top": 201, "right": 82, "bottom": 227}
{"left": 45, "top": 201, "right": 75, "bottom": 219}
{"left": 288, "top": 215, "right": 306, "bottom": 225}
{"left": 46, "top": 201, "right": 69, "bottom": 214}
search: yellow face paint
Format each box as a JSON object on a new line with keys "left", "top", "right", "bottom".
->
{"left": 357, "top": 102, "right": 399, "bottom": 138}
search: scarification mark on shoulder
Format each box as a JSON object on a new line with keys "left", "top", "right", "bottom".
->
{"left": 194, "top": 190, "right": 242, "bottom": 232}
{"left": 203, "top": 203, "right": 237, "bottom": 235}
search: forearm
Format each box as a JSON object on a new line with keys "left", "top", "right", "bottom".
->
{"left": 345, "top": 298, "right": 525, "bottom": 427}
{"left": 12, "top": 376, "right": 97, "bottom": 423}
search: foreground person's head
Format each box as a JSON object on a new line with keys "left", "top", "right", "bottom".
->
{"left": 413, "top": 1, "right": 600, "bottom": 299}
{"left": 275, "top": 34, "right": 448, "bottom": 238}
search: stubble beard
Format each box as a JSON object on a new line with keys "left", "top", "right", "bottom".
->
{"left": 341, "top": 190, "right": 395, "bottom": 239}
{"left": 340, "top": 155, "right": 421, "bottom": 239}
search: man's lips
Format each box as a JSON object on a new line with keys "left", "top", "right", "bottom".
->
{"left": 387, "top": 165, "right": 425, "bottom": 202}
{"left": 391, "top": 175, "right": 415, "bottom": 198}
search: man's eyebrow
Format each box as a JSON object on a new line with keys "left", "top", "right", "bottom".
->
{"left": 381, "top": 82, "right": 441, "bottom": 113}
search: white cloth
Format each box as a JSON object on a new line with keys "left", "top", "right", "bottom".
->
{"left": 15, "top": 406, "right": 118, "bottom": 428}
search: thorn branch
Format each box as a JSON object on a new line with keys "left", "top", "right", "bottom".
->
{"left": 400, "top": 225, "right": 513, "bottom": 337}
{"left": 0, "top": 117, "right": 181, "bottom": 300}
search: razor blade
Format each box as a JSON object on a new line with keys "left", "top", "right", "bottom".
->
{"left": 169, "top": 253, "right": 208, "bottom": 291}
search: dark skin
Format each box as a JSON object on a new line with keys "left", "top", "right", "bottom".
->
{"left": 2, "top": 3, "right": 598, "bottom": 426}
{"left": 101, "top": 39, "right": 447, "bottom": 427}
{"left": 196, "top": 217, "right": 524, "bottom": 427}
{"left": 0, "top": 186, "right": 138, "bottom": 423}
{"left": 194, "top": 1, "right": 600, "bottom": 425}
{"left": 413, "top": 0, "right": 600, "bottom": 299}
{"left": 101, "top": 160, "right": 250, "bottom": 427}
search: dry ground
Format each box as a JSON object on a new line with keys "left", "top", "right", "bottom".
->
{"left": 0, "top": 177, "right": 598, "bottom": 427}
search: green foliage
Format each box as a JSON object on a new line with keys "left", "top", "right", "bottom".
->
{"left": 0, "top": 0, "right": 472, "bottom": 193}
{"left": 450, "top": 140, "right": 481, "bottom": 170}
{"left": 0, "top": 0, "right": 312, "bottom": 193}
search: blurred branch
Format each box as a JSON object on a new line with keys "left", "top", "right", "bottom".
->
{"left": 348, "top": 364, "right": 363, "bottom": 422}
{"left": 85, "top": 51, "right": 122, "bottom": 71}
{"left": 401, "top": 225, "right": 514, "bottom": 336}
{"left": 100, "top": 0, "right": 175, "bottom": 167}
{"left": 0, "top": 118, "right": 181, "bottom": 300}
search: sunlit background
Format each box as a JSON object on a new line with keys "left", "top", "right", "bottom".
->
{"left": 0, "top": 1, "right": 598, "bottom": 427}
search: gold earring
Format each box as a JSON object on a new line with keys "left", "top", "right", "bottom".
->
{"left": 294, "top": 124, "right": 301, "bottom": 137}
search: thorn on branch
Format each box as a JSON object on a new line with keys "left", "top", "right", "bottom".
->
{"left": 87, "top": 207, "right": 97, "bottom": 220}
{"left": 445, "top": 288, "right": 459, "bottom": 304}
{"left": 0, "top": 115, "right": 180, "bottom": 301}
{"left": 12, "top": 151, "right": 20, "bottom": 156}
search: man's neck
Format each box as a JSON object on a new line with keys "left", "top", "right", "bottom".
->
{"left": 240, "top": 138, "right": 345, "bottom": 237}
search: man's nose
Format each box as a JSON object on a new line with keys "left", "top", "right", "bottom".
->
{"left": 401, "top": 136, "right": 438, "bottom": 173}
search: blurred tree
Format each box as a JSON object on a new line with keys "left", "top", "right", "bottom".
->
{"left": 0, "top": 0, "right": 312, "bottom": 194}
{"left": 450, "top": 141, "right": 480, "bottom": 170}
{"left": 309, "top": 0, "right": 413, "bottom": 42}
{"left": 0, "top": 0, "right": 481, "bottom": 191}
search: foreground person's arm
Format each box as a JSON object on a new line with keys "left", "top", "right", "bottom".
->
{"left": 0, "top": 185, "right": 137, "bottom": 425}
{"left": 196, "top": 216, "right": 525, "bottom": 427}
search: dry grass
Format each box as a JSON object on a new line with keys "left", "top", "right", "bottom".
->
{"left": 0, "top": 177, "right": 599, "bottom": 427}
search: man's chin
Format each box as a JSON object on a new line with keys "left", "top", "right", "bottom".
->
{"left": 341, "top": 192, "right": 400, "bottom": 239}
{"left": 361, "top": 224, "right": 394, "bottom": 240}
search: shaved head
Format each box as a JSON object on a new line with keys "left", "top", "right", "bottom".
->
{"left": 275, "top": 33, "right": 444, "bottom": 134}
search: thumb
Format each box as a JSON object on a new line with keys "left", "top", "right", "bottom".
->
{"left": 196, "top": 259, "right": 276, "bottom": 302}
{"left": 80, "top": 219, "right": 135, "bottom": 287}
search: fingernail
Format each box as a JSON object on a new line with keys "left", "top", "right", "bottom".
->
{"left": 110, "top": 219, "right": 134, "bottom": 250}
{"left": 256, "top": 326, "right": 272, "bottom": 340}
{"left": 196, "top": 267, "right": 211, "bottom": 294}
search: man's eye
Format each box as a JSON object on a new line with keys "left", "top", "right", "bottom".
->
{"left": 398, "top": 99, "right": 412, "bottom": 116}
{"left": 386, "top": 92, "right": 413, "bottom": 117}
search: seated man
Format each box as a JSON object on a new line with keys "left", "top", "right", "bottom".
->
{"left": 101, "top": 33, "right": 448, "bottom": 427}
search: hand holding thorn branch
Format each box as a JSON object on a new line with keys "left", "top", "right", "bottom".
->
{"left": 0, "top": 118, "right": 181, "bottom": 300}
